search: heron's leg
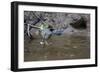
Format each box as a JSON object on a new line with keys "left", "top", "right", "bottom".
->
{"left": 40, "top": 38, "right": 45, "bottom": 48}
{"left": 40, "top": 32, "right": 45, "bottom": 47}
{"left": 39, "top": 30, "right": 44, "bottom": 44}
{"left": 40, "top": 39, "right": 44, "bottom": 44}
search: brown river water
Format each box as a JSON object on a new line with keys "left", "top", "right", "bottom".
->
{"left": 24, "top": 35, "right": 90, "bottom": 62}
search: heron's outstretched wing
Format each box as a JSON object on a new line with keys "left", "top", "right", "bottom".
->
{"left": 27, "top": 24, "right": 40, "bottom": 38}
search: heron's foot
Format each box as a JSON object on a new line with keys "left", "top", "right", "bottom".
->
{"left": 40, "top": 42, "right": 44, "bottom": 45}
{"left": 40, "top": 41, "right": 51, "bottom": 46}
